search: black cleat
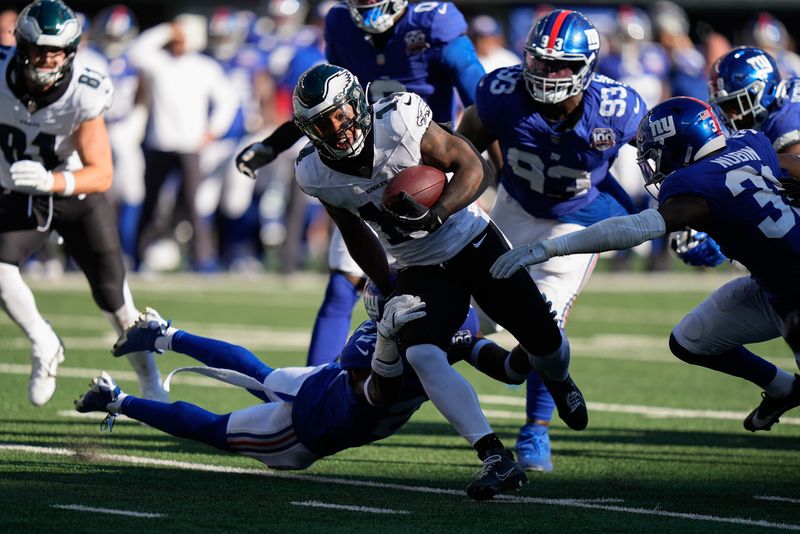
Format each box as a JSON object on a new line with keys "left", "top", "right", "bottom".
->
{"left": 743, "top": 374, "right": 800, "bottom": 432}
{"left": 541, "top": 374, "right": 588, "bottom": 431}
{"left": 466, "top": 448, "right": 527, "bottom": 501}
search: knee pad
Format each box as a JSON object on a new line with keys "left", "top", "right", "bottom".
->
{"left": 669, "top": 332, "right": 715, "bottom": 367}
{"left": 671, "top": 310, "right": 710, "bottom": 355}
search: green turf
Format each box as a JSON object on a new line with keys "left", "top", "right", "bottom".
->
{"left": 1, "top": 272, "right": 798, "bottom": 532}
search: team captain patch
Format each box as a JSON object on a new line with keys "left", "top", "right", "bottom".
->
{"left": 591, "top": 128, "right": 616, "bottom": 151}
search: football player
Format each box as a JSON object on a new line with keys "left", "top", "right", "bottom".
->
{"left": 0, "top": 0, "right": 164, "bottom": 405}
{"left": 457, "top": 10, "right": 646, "bottom": 472}
{"left": 236, "top": 0, "right": 486, "bottom": 367}
{"left": 709, "top": 46, "right": 800, "bottom": 155}
{"left": 491, "top": 97, "right": 800, "bottom": 432}
{"left": 78, "top": 297, "right": 538, "bottom": 500}
{"left": 287, "top": 63, "right": 588, "bottom": 496}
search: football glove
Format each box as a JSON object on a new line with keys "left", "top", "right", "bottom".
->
{"left": 669, "top": 229, "right": 727, "bottom": 267}
{"left": 778, "top": 177, "right": 800, "bottom": 207}
{"left": 490, "top": 242, "right": 550, "bottom": 279}
{"left": 235, "top": 141, "right": 276, "bottom": 179}
{"left": 376, "top": 294, "right": 426, "bottom": 339}
{"left": 382, "top": 193, "right": 448, "bottom": 235}
{"left": 10, "top": 160, "right": 54, "bottom": 195}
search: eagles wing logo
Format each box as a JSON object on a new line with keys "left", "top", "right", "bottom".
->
{"left": 591, "top": 128, "right": 616, "bottom": 151}
{"left": 404, "top": 30, "right": 430, "bottom": 55}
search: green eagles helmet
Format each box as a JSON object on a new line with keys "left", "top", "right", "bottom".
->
{"left": 293, "top": 64, "right": 372, "bottom": 160}
{"left": 15, "top": 0, "right": 82, "bottom": 90}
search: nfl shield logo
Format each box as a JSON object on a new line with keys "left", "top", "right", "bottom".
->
{"left": 591, "top": 128, "right": 616, "bottom": 151}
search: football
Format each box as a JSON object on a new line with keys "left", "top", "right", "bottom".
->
{"left": 382, "top": 165, "right": 446, "bottom": 212}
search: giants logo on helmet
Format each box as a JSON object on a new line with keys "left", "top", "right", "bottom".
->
{"left": 650, "top": 116, "right": 676, "bottom": 142}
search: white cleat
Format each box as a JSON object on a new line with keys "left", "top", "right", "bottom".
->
{"left": 29, "top": 343, "right": 65, "bottom": 406}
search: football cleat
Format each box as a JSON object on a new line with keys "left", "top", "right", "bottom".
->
{"left": 29, "top": 341, "right": 65, "bottom": 406}
{"left": 516, "top": 423, "right": 553, "bottom": 472}
{"left": 743, "top": 374, "right": 800, "bottom": 432}
{"left": 466, "top": 448, "right": 528, "bottom": 501}
{"left": 112, "top": 307, "right": 169, "bottom": 356}
{"left": 541, "top": 374, "right": 588, "bottom": 431}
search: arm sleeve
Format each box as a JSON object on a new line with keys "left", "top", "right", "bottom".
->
{"left": 439, "top": 35, "right": 485, "bottom": 107}
{"left": 263, "top": 120, "right": 305, "bottom": 153}
{"left": 542, "top": 208, "right": 667, "bottom": 257}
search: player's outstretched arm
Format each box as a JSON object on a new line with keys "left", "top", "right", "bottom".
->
{"left": 490, "top": 197, "right": 711, "bottom": 278}
{"left": 235, "top": 120, "right": 304, "bottom": 178}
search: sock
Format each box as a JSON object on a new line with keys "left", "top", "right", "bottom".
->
{"left": 171, "top": 331, "right": 273, "bottom": 402}
{"left": 0, "top": 262, "right": 59, "bottom": 352}
{"left": 406, "top": 344, "right": 493, "bottom": 445}
{"left": 306, "top": 272, "right": 361, "bottom": 366}
{"left": 120, "top": 396, "right": 230, "bottom": 450}
{"left": 462, "top": 339, "right": 530, "bottom": 385}
{"left": 765, "top": 370, "right": 796, "bottom": 398}
{"left": 528, "top": 330, "right": 570, "bottom": 382}
{"left": 525, "top": 372, "right": 556, "bottom": 423}
{"left": 669, "top": 335, "right": 779, "bottom": 388}
{"left": 153, "top": 326, "right": 179, "bottom": 352}
{"left": 107, "top": 392, "right": 129, "bottom": 413}
{"left": 473, "top": 433, "right": 504, "bottom": 459}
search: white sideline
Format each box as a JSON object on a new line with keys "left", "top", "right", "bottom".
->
{"left": 290, "top": 500, "right": 410, "bottom": 514}
{"left": 2, "top": 444, "right": 798, "bottom": 530}
{"left": 51, "top": 504, "right": 164, "bottom": 518}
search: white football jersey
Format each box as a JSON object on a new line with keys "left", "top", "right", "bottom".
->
{"left": 0, "top": 48, "right": 113, "bottom": 190}
{"left": 295, "top": 92, "right": 489, "bottom": 267}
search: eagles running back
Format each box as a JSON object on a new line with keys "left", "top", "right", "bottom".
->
{"left": 295, "top": 91, "right": 488, "bottom": 266}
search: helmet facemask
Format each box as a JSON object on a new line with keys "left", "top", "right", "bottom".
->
{"left": 523, "top": 50, "right": 594, "bottom": 104}
{"left": 711, "top": 81, "right": 768, "bottom": 130}
{"left": 346, "top": 0, "right": 407, "bottom": 34}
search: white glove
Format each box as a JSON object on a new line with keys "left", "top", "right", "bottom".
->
{"left": 10, "top": 160, "right": 54, "bottom": 195}
{"left": 376, "top": 294, "right": 426, "bottom": 339}
{"left": 490, "top": 242, "right": 550, "bottom": 279}
{"left": 235, "top": 142, "right": 275, "bottom": 179}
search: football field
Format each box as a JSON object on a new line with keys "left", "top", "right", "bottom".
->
{"left": 1, "top": 271, "right": 799, "bottom": 532}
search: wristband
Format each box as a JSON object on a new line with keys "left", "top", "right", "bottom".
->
{"left": 61, "top": 171, "right": 76, "bottom": 196}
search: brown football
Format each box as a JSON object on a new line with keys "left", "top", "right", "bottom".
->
{"left": 382, "top": 165, "right": 446, "bottom": 212}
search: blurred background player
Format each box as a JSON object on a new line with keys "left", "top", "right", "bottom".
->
{"left": 0, "top": 9, "right": 17, "bottom": 46}
{"left": 236, "top": 0, "right": 486, "bottom": 367}
{"left": 709, "top": 46, "right": 800, "bottom": 157}
{"left": 467, "top": 15, "right": 520, "bottom": 75}
{"left": 458, "top": 10, "right": 646, "bottom": 472}
{"left": 0, "top": 0, "right": 164, "bottom": 405}
{"left": 650, "top": 0, "right": 707, "bottom": 101}
{"left": 490, "top": 96, "right": 800, "bottom": 434}
{"left": 128, "top": 15, "right": 237, "bottom": 272}
{"left": 89, "top": 4, "right": 146, "bottom": 265}
{"left": 739, "top": 12, "right": 800, "bottom": 79}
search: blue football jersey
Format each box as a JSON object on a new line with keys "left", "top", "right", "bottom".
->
{"left": 659, "top": 130, "right": 800, "bottom": 308}
{"left": 762, "top": 78, "right": 800, "bottom": 153}
{"left": 596, "top": 43, "right": 669, "bottom": 107}
{"left": 476, "top": 66, "right": 646, "bottom": 220}
{"left": 324, "top": 1, "right": 481, "bottom": 122}
{"left": 101, "top": 52, "right": 138, "bottom": 124}
{"left": 213, "top": 45, "right": 270, "bottom": 140}
{"left": 291, "top": 310, "right": 479, "bottom": 457}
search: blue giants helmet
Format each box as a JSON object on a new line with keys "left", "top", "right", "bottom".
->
{"left": 636, "top": 97, "right": 726, "bottom": 186}
{"left": 90, "top": 5, "right": 139, "bottom": 59}
{"left": 523, "top": 9, "right": 601, "bottom": 104}
{"left": 708, "top": 46, "right": 784, "bottom": 130}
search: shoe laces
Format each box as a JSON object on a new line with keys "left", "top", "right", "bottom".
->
{"left": 100, "top": 413, "right": 117, "bottom": 432}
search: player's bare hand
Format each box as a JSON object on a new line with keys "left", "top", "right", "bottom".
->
{"left": 235, "top": 141, "right": 275, "bottom": 179}
{"left": 10, "top": 160, "right": 54, "bottom": 195}
{"left": 490, "top": 242, "right": 550, "bottom": 279}
{"left": 377, "top": 294, "right": 426, "bottom": 338}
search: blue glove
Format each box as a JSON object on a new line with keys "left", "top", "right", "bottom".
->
{"left": 670, "top": 230, "right": 727, "bottom": 267}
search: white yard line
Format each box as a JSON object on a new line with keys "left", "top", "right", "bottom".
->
{"left": 755, "top": 495, "right": 800, "bottom": 504}
{"left": 51, "top": 504, "right": 164, "bottom": 518}
{"left": 2, "top": 444, "right": 796, "bottom": 530}
{"left": 290, "top": 500, "right": 410, "bottom": 514}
